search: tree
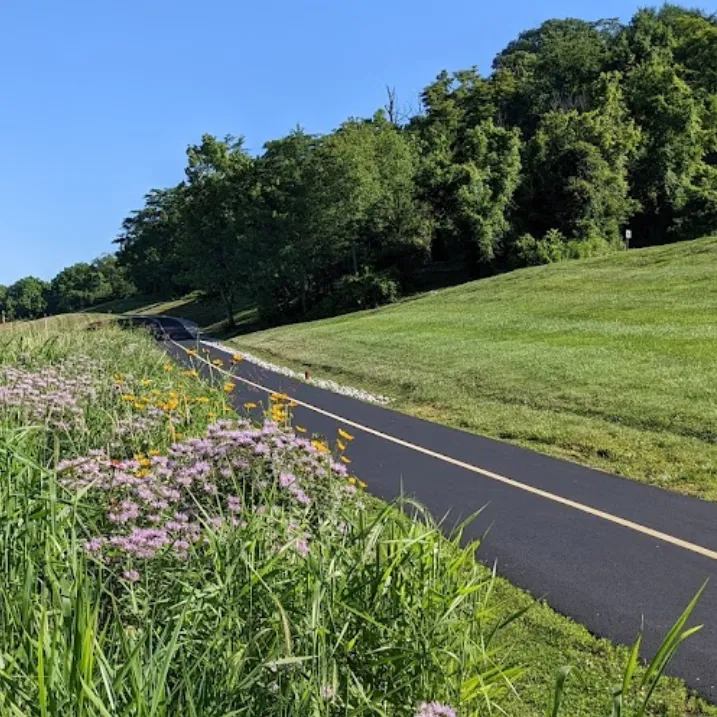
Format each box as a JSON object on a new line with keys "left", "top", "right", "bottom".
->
{"left": 116, "top": 186, "right": 189, "bottom": 298}
{"left": 181, "top": 134, "right": 255, "bottom": 327}
{"left": 515, "top": 74, "right": 639, "bottom": 250}
{"left": 0, "top": 285, "right": 10, "bottom": 322}
{"left": 8, "top": 277, "right": 48, "bottom": 320}
{"left": 413, "top": 71, "right": 522, "bottom": 269}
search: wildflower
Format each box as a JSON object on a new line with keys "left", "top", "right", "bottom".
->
{"left": 358, "top": 480, "right": 367, "bottom": 489}
{"left": 224, "top": 382, "right": 236, "bottom": 392}
{"left": 340, "top": 455, "right": 351, "bottom": 464}
{"left": 186, "top": 349, "right": 197, "bottom": 357}
{"left": 183, "top": 369, "right": 199, "bottom": 378}
{"left": 84, "top": 537, "right": 105, "bottom": 554}
{"left": 244, "top": 402, "right": 257, "bottom": 409}
{"left": 295, "top": 425, "right": 307, "bottom": 433}
{"left": 163, "top": 363, "right": 173, "bottom": 372}
{"left": 140, "top": 379, "right": 152, "bottom": 387}
{"left": 336, "top": 439, "right": 346, "bottom": 451}
{"left": 197, "top": 396, "right": 210, "bottom": 404}
{"left": 338, "top": 428, "right": 354, "bottom": 441}
{"left": 122, "top": 570, "right": 141, "bottom": 583}
{"left": 121, "top": 394, "right": 136, "bottom": 402}
{"left": 414, "top": 703, "right": 457, "bottom": 717}
{"left": 212, "top": 359, "right": 224, "bottom": 367}
{"left": 311, "top": 440, "right": 329, "bottom": 454}
{"left": 295, "top": 538, "right": 310, "bottom": 556}
{"left": 232, "top": 353, "right": 243, "bottom": 363}
{"left": 320, "top": 686, "right": 335, "bottom": 700}
{"left": 279, "top": 472, "right": 296, "bottom": 488}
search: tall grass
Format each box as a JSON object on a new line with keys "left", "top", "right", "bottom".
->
{"left": 0, "top": 325, "right": 706, "bottom": 716}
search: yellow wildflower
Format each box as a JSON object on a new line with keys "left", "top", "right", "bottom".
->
{"left": 311, "top": 440, "right": 330, "bottom": 454}
{"left": 149, "top": 449, "right": 160, "bottom": 457}
{"left": 183, "top": 370, "right": 199, "bottom": 378}
{"left": 358, "top": 480, "right": 367, "bottom": 489}
{"left": 295, "top": 425, "right": 307, "bottom": 433}
{"left": 163, "top": 363, "right": 174, "bottom": 372}
{"left": 208, "top": 412, "right": 217, "bottom": 418}
{"left": 197, "top": 397, "right": 210, "bottom": 404}
{"left": 134, "top": 402, "right": 146, "bottom": 411}
{"left": 348, "top": 476, "right": 357, "bottom": 485}
{"left": 336, "top": 440, "right": 346, "bottom": 451}
{"left": 224, "top": 382, "right": 236, "bottom": 393}
{"left": 212, "top": 359, "right": 224, "bottom": 367}
{"left": 140, "top": 379, "right": 152, "bottom": 387}
{"left": 340, "top": 456, "right": 351, "bottom": 464}
{"left": 186, "top": 349, "right": 197, "bottom": 357}
{"left": 338, "top": 429, "right": 354, "bottom": 441}
{"left": 121, "top": 394, "right": 136, "bottom": 402}
{"left": 166, "top": 399, "right": 179, "bottom": 411}
{"left": 244, "top": 402, "right": 257, "bottom": 409}
{"left": 232, "top": 354, "right": 243, "bottom": 363}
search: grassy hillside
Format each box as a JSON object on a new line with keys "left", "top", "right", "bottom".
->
{"left": 232, "top": 237, "right": 717, "bottom": 500}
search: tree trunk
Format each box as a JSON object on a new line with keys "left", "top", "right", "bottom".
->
{"left": 220, "top": 287, "right": 236, "bottom": 328}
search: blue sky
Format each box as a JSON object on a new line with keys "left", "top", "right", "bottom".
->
{"left": 2, "top": 0, "right": 715, "bottom": 285}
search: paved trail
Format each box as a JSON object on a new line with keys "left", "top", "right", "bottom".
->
{"left": 165, "top": 337, "right": 717, "bottom": 699}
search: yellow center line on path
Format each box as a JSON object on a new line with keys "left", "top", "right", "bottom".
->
{"left": 173, "top": 339, "right": 717, "bottom": 562}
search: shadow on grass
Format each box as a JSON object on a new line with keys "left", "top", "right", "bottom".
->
{"left": 89, "top": 293, "right": 262, "bottom": 339}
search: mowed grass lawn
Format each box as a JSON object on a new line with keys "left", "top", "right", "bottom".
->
{"left": 234, "top": 237, "right": 717, "bottom": 500}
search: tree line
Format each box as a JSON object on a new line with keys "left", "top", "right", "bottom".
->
{"left": 4, "top": 6, "right": 717, "bottom": 326}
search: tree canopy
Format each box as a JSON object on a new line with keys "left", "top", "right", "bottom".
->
{"left": 5, "top": 5, "right": 717, "bottom": 326}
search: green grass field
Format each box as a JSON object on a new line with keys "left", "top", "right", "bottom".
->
{"left": 231, "top": 238, "right": 717, "bottom": 500}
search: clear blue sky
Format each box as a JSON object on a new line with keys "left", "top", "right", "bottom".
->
{"left": 2, "top": 0, "right": 715, "bottom": 285}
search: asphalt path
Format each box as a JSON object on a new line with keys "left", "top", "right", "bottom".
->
{"left": 164, "top": 336, "right": 717, "bottom": 699}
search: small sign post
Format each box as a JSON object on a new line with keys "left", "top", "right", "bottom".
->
{"left": 625, "top": 228, "right": 632, "bottom": 249}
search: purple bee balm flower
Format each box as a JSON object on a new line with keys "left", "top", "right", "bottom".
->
{"left": 414, "top": 703, "right": 457, "bottom": 717}
{"left": 279, "top": 472, "right": 296, "bottom": 488}
{"left": 295, "top": 490, "right": 312, "bottom": 505}
{"left": 320, "top": 685, "right": 335, "bottom": 700}
{"left": 84, "top": 537, "right": 105, "bottom": 553}
{"left": 122, "top": 570, "right": 141, "bottom": 583}
{"left": 227, "top": 496, "right": 242, "bottom": 513}
{"left": 295, "top": 538, "right": 310, "bottom": 556}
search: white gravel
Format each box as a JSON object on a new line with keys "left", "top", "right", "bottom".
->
{"left": 203, "top": 340, "right": 391, "bottom": 406}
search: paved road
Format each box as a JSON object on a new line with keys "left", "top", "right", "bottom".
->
{"left": 165, "top": 337, "right": 717, "bottom": 699}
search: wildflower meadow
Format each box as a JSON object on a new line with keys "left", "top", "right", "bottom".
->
{"left": 0, "top": 324, "right": 704, "bottom": 716}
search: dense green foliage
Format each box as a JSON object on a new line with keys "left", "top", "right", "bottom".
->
{"left": 5, "top": 5, "right": 717, "bottom": 327}
{"left": 0, "top": 256, "right": 133, "bottom": 322}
